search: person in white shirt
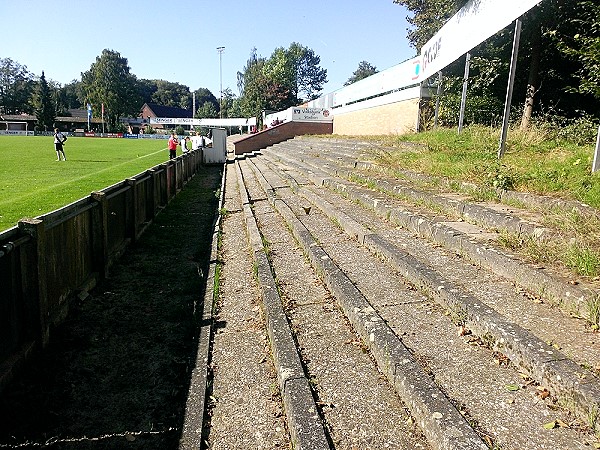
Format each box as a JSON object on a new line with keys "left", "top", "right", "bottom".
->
{"left": 191, "top": 131, "right": 205, "bottom": 151}
{"left": 53, "top": 128, "right": 67, "bottom": 161}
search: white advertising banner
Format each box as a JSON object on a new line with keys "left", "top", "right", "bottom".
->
{"left": 332, "top": 57, "right": 421, "bottom": 107}
{"left": 0, "top": 130, "right": 34, "bottom": 136}
{"left": 419, "top": 0, "right": 543, "bottom": 80}
{"left": 149, "top": 117, "right": 256, "bottom": 126}
{"left": 291, "top": 108, "right": 332, "bottom": 122}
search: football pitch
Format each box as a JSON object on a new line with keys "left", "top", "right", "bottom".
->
{"left": 0, "top": 135, "right": 174, "bottom": 232}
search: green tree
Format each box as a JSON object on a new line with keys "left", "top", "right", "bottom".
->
{"left": 0, "top": 57, "right": 35, "bottom": 114}
{"left": 393, "top": 0, "right": 467, "bottom": 50}
{"left": 137, "top": 78, "right": 158, "bottom": 105}
{"left": 151, "top": 80, "right": 191, "bottom": 110}
{"left": 550, "top": 1, "right": 600, "bottom": 100}
{"left": 59, "top": 80, "right": 83, "bottom": 112}
{"left": 516, "top": 0, "right": 600, "bottom": 126}
{"left": 219, "top": 87, "right": 236, "bottom": 118}
{"left": 34, "top": 71, "right": 55, "bottom": 131}
{"left": 228, "top": 97, "right": 244, "bottom": 118}
{"left": 344, "top": 61, "right": 379, "bottom": 86}
{"left": 237, "top": 44, "right": 327, "bottom": 119}
{"left": 288, "top": 42, "right": 328, "bottom": 101}
{"left": 237, "top": 48, "right": 268, "bottom": 120}
{"left": 80, "top": 49, "right": 141, "bottom": 131}
{"left": 193, "top": 87, "right": 219, "bottom": 116}
{"left": 395, "top": 0, "right": 600, "bottom": 126}
{"left": 196, "top": 101, "right": 218, "bottom": 119}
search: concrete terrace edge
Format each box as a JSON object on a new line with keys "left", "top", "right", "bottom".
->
{"left": 179, "top": 162, "right": 228, "bottom": 449}
{"left": 234, "top": 158, "right": 331, "bottom": 450}
{"left": 243, "top": 157, "right": 488, "bottom": 450}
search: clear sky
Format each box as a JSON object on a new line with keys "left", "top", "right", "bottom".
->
{"left": 4, "top": 0, "right": 416, "bottom": 98}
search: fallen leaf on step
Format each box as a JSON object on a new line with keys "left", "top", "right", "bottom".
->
{"left": 536, "top": 386, "right": 550, "bottom": 399}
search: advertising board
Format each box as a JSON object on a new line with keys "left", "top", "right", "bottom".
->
{"left": 419, "top": 0, "right": 543, "bottom": 80}
{"left": 291, "top": 108, "right": 332, "bottom": 123}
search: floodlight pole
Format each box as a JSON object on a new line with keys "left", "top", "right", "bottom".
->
{"left": 217, "top": 46, "right": 225, "bottom": 119}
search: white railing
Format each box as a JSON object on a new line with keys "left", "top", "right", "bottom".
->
{"left": 306, "top": 56, "right": 424, "bottom": 114}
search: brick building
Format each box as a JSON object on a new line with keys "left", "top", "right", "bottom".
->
{"left": 139, "top": 103, "right": 192, "bottom": 131}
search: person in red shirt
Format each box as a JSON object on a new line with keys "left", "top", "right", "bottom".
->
{"left": 168, "top": 132, "right": 178, "bottom": 159}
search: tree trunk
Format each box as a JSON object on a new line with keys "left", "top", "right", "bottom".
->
{"left": 520, "top": 25, "right": 542, "bottom": 130}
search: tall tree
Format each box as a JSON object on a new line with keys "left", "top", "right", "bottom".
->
{"left": 151, "top": 80, "right": 191, "bottom": 110}
{"left": 395, "top": 0, "right": 600, "bottom": 125}
{"left": 393, "top": 0, "right": 468, "bottom": 50}
{"left": 344, "top": 61, "right": 379, "bottom": 86}
{"left": 81, "top": 49, "right": 141, "bottom": 130}
{"left": 196, "top": 101, "right": 218, "bottom": 119}
{"left": 0, "top": 58, "right": 35, "bottom": 114}
{"left": 551, "top": 0, "right": 600, "bottom": 100}
{"left": 59, "top": 80, "right": 83, "bottom": 111}
{"left": 263, "top": 47, "right": 297, "bottom": 109}
{"left": 237, "top": 48, "right": 268, "bottom": 120}
{"left": 193, "top": 87, "right": 219, "bottom": 116}
{"left": 34, "top": 71, "right": 55, "bottom": 131}
{"left": 219, "top": 87, "right": 236, "bottom": 118}
{"left": 237, "top": 44, "right": 327, "bottom": 119}
{"left": 288, "top": 42, "right": 328, "bottom": 101}
{"left": 137, "top": 78, "right": 158, "bottom": 105}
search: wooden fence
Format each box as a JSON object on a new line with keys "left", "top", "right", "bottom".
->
{"left": 0, "top": 149, "right": 204, "bottom": 392}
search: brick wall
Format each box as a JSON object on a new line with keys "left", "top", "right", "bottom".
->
{"left": 332, "top": 98, "right": 420, "bottom": 135}
{"left": 234, "top": 122, "right": 333, "bottom": 154}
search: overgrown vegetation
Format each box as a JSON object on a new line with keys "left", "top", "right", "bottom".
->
{"left": 378, "top": 124, "right": 600, "bottom": 208}
{"left": 324, "top": 121, "right": 600, "bottom": 282}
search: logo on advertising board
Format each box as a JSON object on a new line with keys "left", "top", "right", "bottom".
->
{"left": 422, "top": 37, "right": 442, "bottom": 74}
{"left": 412, "top": 58, "right": 422, "bottom": 81}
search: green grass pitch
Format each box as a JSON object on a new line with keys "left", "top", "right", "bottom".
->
{"left": 0, "top": 135, "right": 176, "bottom": 232}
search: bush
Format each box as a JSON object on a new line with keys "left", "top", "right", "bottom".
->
{"left": 531, "top": 110, "right": 599, "bottom": 146}
{"left": 437, "top": 93, "right": 504, "bottom": 128}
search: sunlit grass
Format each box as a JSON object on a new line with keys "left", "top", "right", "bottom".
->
{"left": 0, "top": 136, "right": 171, "bottom": 231}
{"left": 376, "top": 125, "right": 600, "bottom": 207}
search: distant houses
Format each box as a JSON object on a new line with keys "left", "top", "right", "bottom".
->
{"left": 0, "top": 109, "right": 102, "bottom": 133}
{"left": 1, "top": 103, "right": 191, "bottom": 134}
{"left": 122, "top": 103, "right": 193, "bottom": 133}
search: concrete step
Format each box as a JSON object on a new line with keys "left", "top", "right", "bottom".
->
{"left": 213, "top": 150, "right": 599, "bottom": 449}
{"left": 264, "top": 139, "right": 600, "bottom": 324}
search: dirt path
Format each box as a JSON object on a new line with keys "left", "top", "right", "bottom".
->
{"left": 0, "top": 166, "right": 222, "bottom": 449}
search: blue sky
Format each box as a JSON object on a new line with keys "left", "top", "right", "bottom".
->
{"left": 4, "top": 0, "right": 415, "bottom": 98}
